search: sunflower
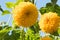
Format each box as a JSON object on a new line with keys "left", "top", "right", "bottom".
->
{"left": 12, "top": 2, "right": 38, "bottom": 27}
{"left": 40, "top": 36, "right": 52, "bottom": 40}
{"left": 39, "top": 12, "right": 60, "bottom": 34}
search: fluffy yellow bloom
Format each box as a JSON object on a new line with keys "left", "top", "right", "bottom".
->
{"left": 12, "top": 2, "right": 38, "bottom": 27}
{"left": 40, "top": 36, "right": 52, "bottom": 40}
{"left": 39, "top": 12, "right": 60, "bottom": 33}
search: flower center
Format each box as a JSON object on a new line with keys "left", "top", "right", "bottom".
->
{"left": 26, "top": 12, "right": 30, "bottom": 16}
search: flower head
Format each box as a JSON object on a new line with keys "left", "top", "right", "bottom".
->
{"left": 39, "top": 12, "right": 60, "bottom": 33}
{"left": 12, "top": 2, "right": 38, "bottom": 27}
{"left": 40, "top": 36, "right": 52, "bottom": 40}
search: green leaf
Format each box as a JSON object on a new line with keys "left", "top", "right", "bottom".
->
{"left": 15, "top": 0, "right": 24, "bottom": 5}
{"left": 19, "top": 29, "right": 25, "bottom": 40}
{"left": 40, "top": 3, "right": 57, "bottom": 14}
{"left": 2, "top": 10, "right": 10, "bottom": 15}
{"left": 47, "top": 6, "right": 55, "bottom": 12}
{"left": 6, "top": 2, "right": 15, "bottom": 8}
{"left": 0, "top": 26, "right": 2, "bottom": 30}
{"left": 58, "top": 28, "right": 60, "bottom": 34}
{"left": 46, "top": 3, "right": 53, "bottom": 7}
{"left": 26, "top": 29, "right": 40, "bottom": 40}
{"left": 49, "top": 35, "right": 55, "bottom": 40}
{"left": 51, "top": 0, "right": 57, "bottom": 4}
{"left": 4, "top": 30, "right": 20, "bottom": 40}
{"left": 51, "top": 31, "right": 59, "bottom": 36}
{"left": 30, "top": 22, "right": 40, "bottom": 33}
{"left": 0, "top": 27, "right": 20, "bottom": 40}
{"left": 40, "top": 7, "right": 47, "bottom": 14}
{"left": 54, "top": 4, "right": 60, "bottom": 16}
{"left": 0, "top": 27, "right": 11, "bottom": 40}
{"left": 29, "top": 22, "right": 40, "bottom": 33}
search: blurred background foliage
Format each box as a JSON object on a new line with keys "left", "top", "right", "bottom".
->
{"left": 0, "top": 0, "right": 60, "bottom": 40}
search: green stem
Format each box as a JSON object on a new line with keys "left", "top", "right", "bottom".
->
{"left": 20, "top": 27, "right": 25, "bottom": 40}
{"left": 22, "top": 28, "right": 25, "bottom": 40}
{"left": 34, "top": 26, "right": 38, "bottom": 33}
{"left": 6, "top": 15, "right": 11, "bottom": 25}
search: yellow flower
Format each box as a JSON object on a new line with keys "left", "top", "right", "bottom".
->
{"left": 40, "top": 36, "right": 52, "bottom": 40}
{"left": 39, "top": 12, "right": 60, "bottom": 33}
{"left": 12, "top": 2, "right": 38, "bottom": 27}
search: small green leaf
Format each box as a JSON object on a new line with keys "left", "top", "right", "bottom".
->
{"left": 58, "top": 28, "right": 60, "bottom": 34}
{"left": 4, "top": 30, "right": 20, "bottom": 40}
{"left": 0, "top": 27, "right": 11, "bottom": 40}
{"left": 15, "top": 0, "right": 24, "bottom": 5}
{"left": 49, "top": 35, "right": 55, "bottom": 40}
{"left": 51, "top": 0, "right": 57, "bottom": 4}
{"left": 51, "top": 31, "right": 59, "bottom": 36}
{"left": 6, "top": 2, "right": 15, "bottom": 8}
{"left": 0, "top": 26, "right": 2, "bottom": 30}
{"left": 47, "top": 6, "right": 55, "bottom": 12}
{"left": 40, "top": 7, "right": 47, "bottom": 14}
{"left": 46, "top": 3, "right": 52, "bottom": 7}
{"left": 0, "top": 27, "right": 20, "bottom": 40}
{"left": 54, "top": 4, "right": 60, "bottom": 16}
{"left": 2, "top": 10, "right": 10, "bottom": 15}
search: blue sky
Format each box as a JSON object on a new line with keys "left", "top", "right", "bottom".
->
{"left": 0, "top": 0, "right": 60, "bottom": 26}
